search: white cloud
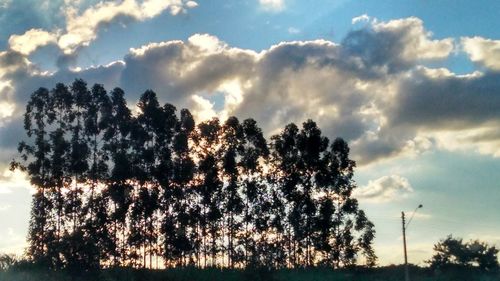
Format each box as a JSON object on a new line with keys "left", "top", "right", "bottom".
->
{"left": 372, "top": 17, "right": 454, "bottom": 62}
{"left": 462, "top": 36, "right": 500, "bottom": 71}
{"left": 431, "top": 127, "right": 500, "bottom": 158}
{"left": 259, "top": 0, "right": 285, "bottom": 12}
{"left": 0, "top": 169, "right": 31, "bottom": 194}
{"left": 186, "top": 1, "right": 198, "bottom": 8}
{"left": 352, "top": 14, "right": 371, "bottom": 24}
{"left": 121, "top": 33, "right": 257, "bottom": 107}
{"left": 188, "top": 33, "right": 227, "bottom": 53}
{"left": 59, "top": 0, "right": 198, "bottom": 54}
{"left": 355, "top": 175, "right": 414, "bottom": 202}
{"left": 7, "top": 0, "right": 198, "bottom": 55}
{"left": 190, "top": 94, "right": 217, "bottom": 122}
{"left": 8, "top": 28, "right": 59, "bottom": 56}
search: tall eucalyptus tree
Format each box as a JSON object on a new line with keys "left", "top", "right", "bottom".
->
{"left": 295, "top": 120, "right": 329, "bottom": 267}
{"left": 193, "top": 118, "right": 223, "bottom": 267}
{"left": 46, "top": 83, "right": 73, "bottom": 264}
{"left": 230, "top": 118, "right": 270, "bottom": 267}
{"left": 130, "top": 90, "right": 162, "bottom": 268}
{"left": 104, "top": 87, "right": 133, "bottom": 265}
{"left": 219, "top": 116, "right": 244, "bottom": 268}
{"left": 13, "top": 87, "right": 53, "bottom": 265}
{"left": 315, "top": 138, "right": 377, "bottom": 267}
{"left": 83, "top": 83, "right": 113, "bottom": 267}
{"left": 269, "top": 123, "right": 301, "bottom": 267}
{"left": 67, "top": 79, "right": 90, "bottom": 234}
{"left": 166, "top": 108, "right": 196, "bottom": 266}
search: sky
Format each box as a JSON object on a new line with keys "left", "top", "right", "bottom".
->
{"left": 0, "top": 0, "right": 499, "bottom": 266}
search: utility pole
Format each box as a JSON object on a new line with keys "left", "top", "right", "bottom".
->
{"left": 402, "top": 211, "right": 410, "bottom": 281}
{"left": 402, "top": 204, "right": 422, "bottom": 281}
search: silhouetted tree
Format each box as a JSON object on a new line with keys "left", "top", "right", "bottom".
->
{"left": 429, "top": 236, "right": 499, "bottom": 271}
{"left": 82, "top": 83, "right": 113, "bottom": 268}
{"left": 46, "top": 83, "right": 73, "bottom": 267}
{"left": 219, "top": 116, "right": 244, "bottom": 268}
{"left": 270, "top": 122, "right": 376, "bottom": 268}
{"left": 168, "top": 108, "right": 196, "bottom": 266}
{"left": 269, "top": 123, "right": 301, "bottom": 267}
{"left": 61, "top": 79, "right": 92, "bottom": 270}
{"left": 129, "top": 90, "right": 162, "bottom": 268}
{"left": 238, "top": 118, "right": 270, "bottom": 267}
{"left": 316, "top": 137, "right": 376, "bottom": 267}
{"left": 104, "top": 87, "right": 133, "bottom": 265}
{"left": 13, "top": 87, "right": 53, "bottom": 266}
{"left": 193, "top": 118, "right": 223, "bottom": 267}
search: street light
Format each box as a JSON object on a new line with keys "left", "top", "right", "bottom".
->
{"left": 402, "top": 204, "right": 423, "bottom": 281}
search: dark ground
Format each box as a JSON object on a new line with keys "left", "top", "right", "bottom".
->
{"left": 1, "top": 265, "right": 499, "bottom": 281}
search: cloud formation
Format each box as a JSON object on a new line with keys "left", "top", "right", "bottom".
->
{"left": 8, "top": 28, "right": 58, "bottom": 55}
{"left": 7, "top": 0, "right": 198, "bottom": 55}
{"left": 462, "top": 36, "right": 500, "bottom": 71}
{"left": 341, "top": 17, "right": 453, "bottom": 75}
{"left": 354, "top": 175, "right": 414, "bottom": 202}
{"left": 2, "top": 16, "right": 500, "bottom": 170}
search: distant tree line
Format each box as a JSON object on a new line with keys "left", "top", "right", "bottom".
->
{"left": 11, "top": 79, "right": 376, "bottom": 271}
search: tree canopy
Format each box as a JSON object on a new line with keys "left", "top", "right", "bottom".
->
{"left": 11, "top": 80, "right": 376, "bottom": 272}
{"left": 428, "top": 235, "right": 499, "bottom": 271}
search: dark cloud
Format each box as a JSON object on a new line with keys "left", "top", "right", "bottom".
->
{"left": 56, "top": 53, "right": 79, "bottom": 70}
{"left": 389, "top": 70, "right": 500, "bottom": 130}
{"left": 350, "top": 135, "right": 407, "bottom": 165}
{"left": 0, "top": 51, "right": 25, "bottom": 67}
{"left": 0, "top": 117, "right": 26, "bottom": 169}
{"left": 341, "top": 28, "right": 412, "bottom": 75}
{"left": 3, "top": 58, "right": 124, "bottom": 104}
{"left": 0, "top": 117, "right": 24, "bottom": 149}
{"left": 339, "top": 17, "right": 453, "bottom": 78}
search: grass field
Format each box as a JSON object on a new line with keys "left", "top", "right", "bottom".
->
{"left": 1, "top": 265, "right": 499, "bottom": 281}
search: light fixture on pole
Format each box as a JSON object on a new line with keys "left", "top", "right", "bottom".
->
{"left": 402, "top": 204, "right": 423, "bottom": 281}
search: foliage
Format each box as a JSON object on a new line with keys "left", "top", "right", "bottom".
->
{"left": 11, "top": 80, "right": 376, "bottom": 271}
{"left": 428, "top": 235, "right": 499, "bottom": 271}
{"left": 0, "top": 254, "right": 18, "bottom": 271}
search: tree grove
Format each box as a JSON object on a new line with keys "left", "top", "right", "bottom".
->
{"left": 11, "top": 80, "right": 377, "bottom": 271}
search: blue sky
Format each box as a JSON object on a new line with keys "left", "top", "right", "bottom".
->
{"left": 0, "top": 0, "right": 499, "bottom": 265}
